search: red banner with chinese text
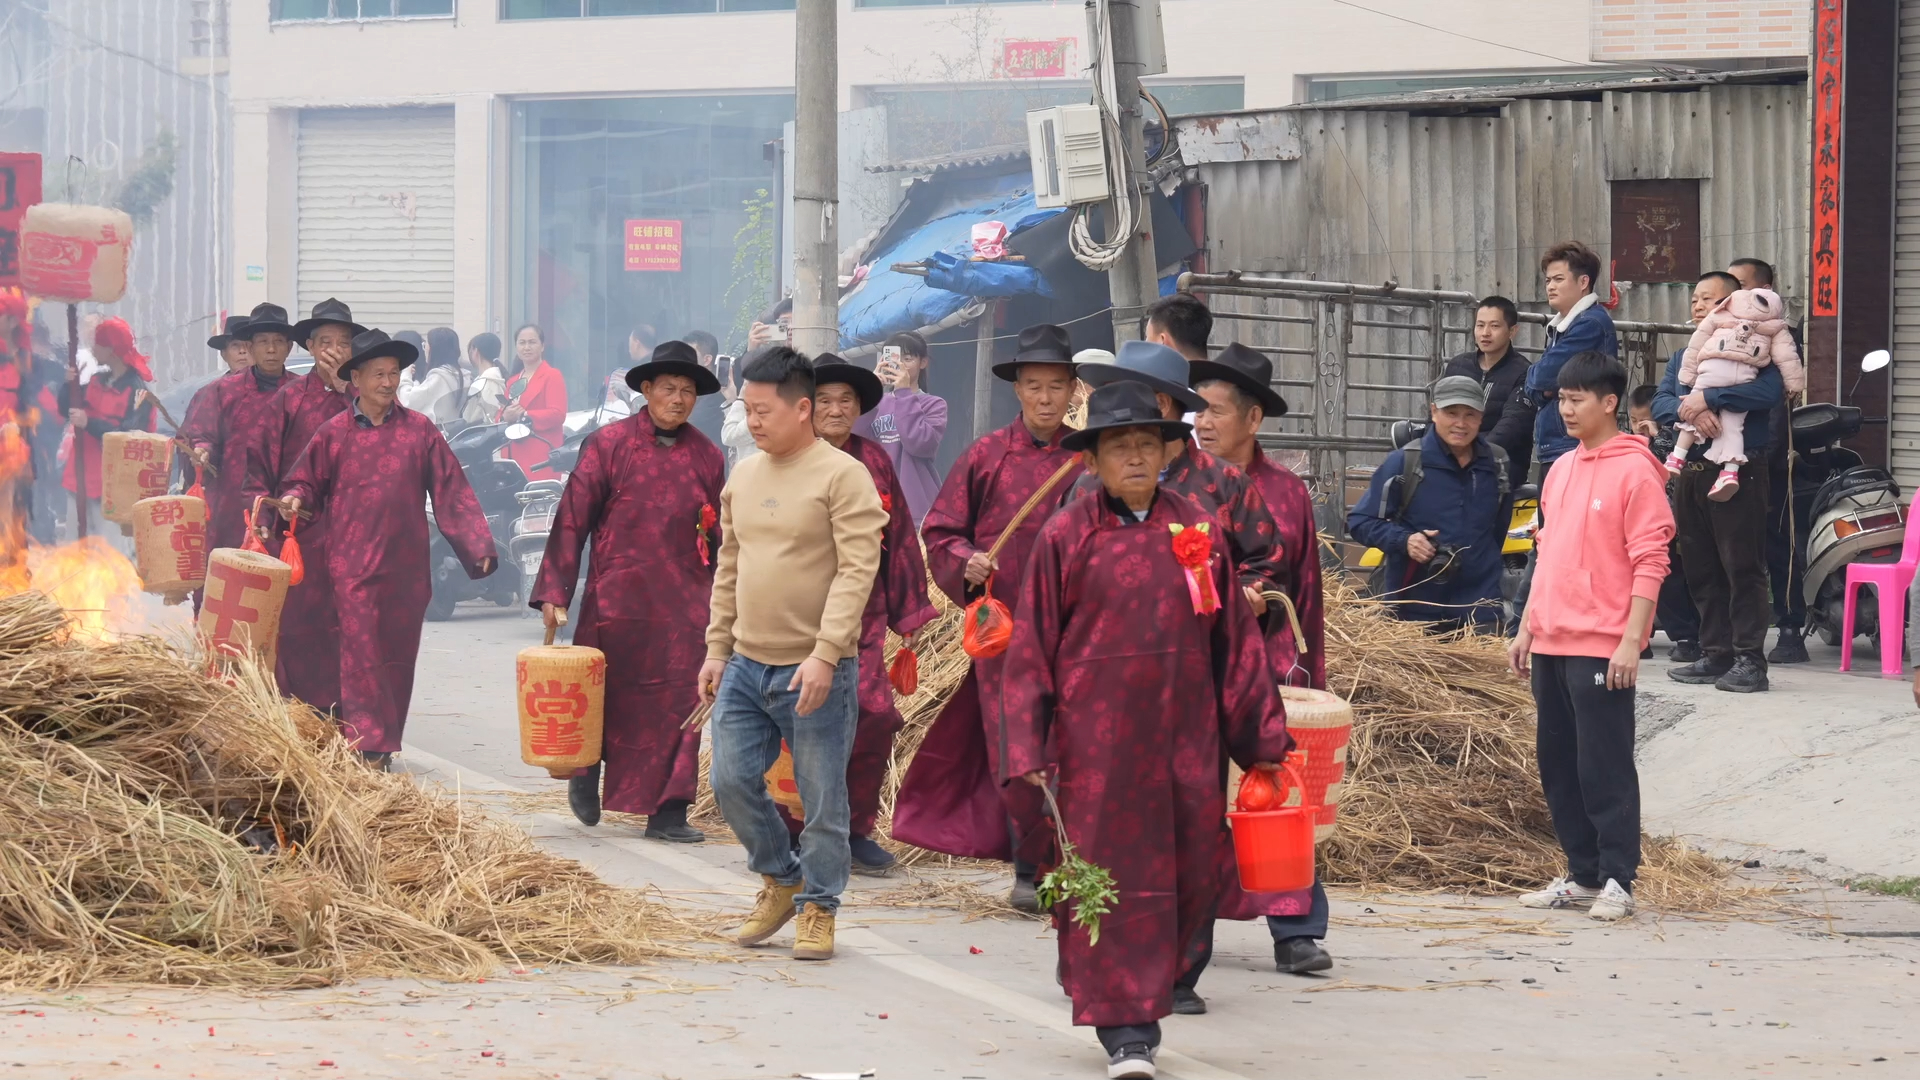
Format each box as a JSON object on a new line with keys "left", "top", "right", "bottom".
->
{"left": 0, "top": 153, "right": 43, "bottom": 289}
{"left": 624, "top": 219, "right": 683, "bottom": 272}
{"left": 1811, "top": 0, "right": 1843, "bottom": 318}
{"left": 1001, "top": 38, "right": 1074, "bottom": 80}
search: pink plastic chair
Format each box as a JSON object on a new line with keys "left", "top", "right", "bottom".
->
{"left": 1839, "top": 511, "right": 1920, "bottom": 678}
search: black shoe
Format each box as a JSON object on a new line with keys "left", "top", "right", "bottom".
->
{"left": 1009, "top": 874, "right": 1039, "bottom": 913}
{"left": 1274, "top": 936, "right": 1333, "bottom": 974}
{"left": 1640, "top": 645, "right": 1653, "bottom": 660}
{"left": 1667, "top": 639, "right": 1702, "bottom": 664}
{"left": 1170, "top": 985, "right": 1206, "bottom": 1015}
{"left": 1668, "top": 656, "right": 1733, "bottom": 684}
{"left": 1767, "top": 628, "right": 1810, "bottom": 665}
{"left": 1106, "top": 1043, "right": 1157, "bottom": 1080}
{"left": 360, "top": 750, "right": 392, "bottom": 772}
{"left": 1714, "top": 655, "right": 1770, "bottom": 694}
{"left": 644, "top": 800, "right": 706, "bottom": 843}
{"left": 849, "top": 834, "right": 897, "bottom": 877}
{"left": 568, "top": 763, "right": 602, "bottom": 826}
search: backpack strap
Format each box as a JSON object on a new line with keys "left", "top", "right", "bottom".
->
{"left": 1390, "top": 448, "right": 1423, "bottom": 524}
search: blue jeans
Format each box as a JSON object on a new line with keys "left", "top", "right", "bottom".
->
{"left": 708, "top": 653, "right": 859, "bottom": 913}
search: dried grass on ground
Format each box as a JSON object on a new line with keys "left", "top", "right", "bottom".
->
{"left": 0, "top": 591, "right": 712, "bottom": 989}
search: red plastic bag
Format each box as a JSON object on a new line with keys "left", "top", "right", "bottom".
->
{"left": 281, "top": 514, "right": 304, "bottom": 586}
{"left": 240, "top": 500, "right": 268, "bottom": 554}
{"left": 186, "top": 465, "right": 206, "bottom": 502}
{"left": 962, "top": 576, "right": 1014, "bottom": 660}
{"left": 1235, "top": 768, "right": 1280, "bottom": 812}
{"left": 888, "top": 646, "right": 919, "bottom": 696}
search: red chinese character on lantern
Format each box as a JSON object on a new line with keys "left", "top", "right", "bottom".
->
{"left": 136, "top": 463, "right": 168, "bottom": 491}
{"left": 170, "top": 521, "right": 206, "bottom": 579}
{"left": 524, "top": 678, "right": 589, "bottom": 757}
{"left": 587, "top": 656, "right": 607, "bottom": 687}
{"left": 150, "top": 500, "right": 185, "bottom": 525}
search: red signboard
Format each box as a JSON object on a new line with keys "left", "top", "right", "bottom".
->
{"left": 1002, "top": 38, "right": 1074, "bottom": 80}
{"left": 623, "top": 219, "right": 683, "bottom": 273}
{"left": 0, "top": 153, "right": 43, "bottom": 288}
{"left": 1811, "top": 0, "right": 1843, "bottom": 317}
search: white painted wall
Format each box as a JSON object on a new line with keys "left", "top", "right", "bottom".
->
{"left": 226, "top": 0, "right": 1597, "bottom": 328}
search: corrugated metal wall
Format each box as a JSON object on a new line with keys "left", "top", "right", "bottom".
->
{"left": 1194, "top": 83, "right": 1808, "bottom": 330}
{"left": 34, "top": 0, "right": 227, "bottom": 388}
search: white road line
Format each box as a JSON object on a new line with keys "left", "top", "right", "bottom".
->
{"left": 400, "top": 744, "right": 1250, "bottom": 1080}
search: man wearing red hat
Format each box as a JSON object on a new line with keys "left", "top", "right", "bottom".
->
{"left": 60, "top": 316, "right": 155, "bottom": 544}
{"left": 895, "top": 324, "right": 1081, "bottom": 909}
{"left": 274, "top": 329, "right": 496, "bottom": 768}
{"left": 530, "top": 340, "right": 726, "bottom": 840}
{"left": 810, "top": 355, "right": 938, "bottom": 876}
{"left": 244, "top": 298, "right": 365, "bottom": 716}
{"left": 182, "top": 302, "right": 297, "bottom": 552}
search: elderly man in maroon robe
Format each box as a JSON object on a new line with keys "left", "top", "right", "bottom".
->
{"left": 245, "top": 298, "right": 364, "bottom": 715}
{"left": 183, "top": 302, "right": 298, "bottom": 552}
{"left": 1180, "top": 339, "right": 1337, "bottom": 1007}
{"left": 530, "top": 340, "right": 725, "bottom": 842}
{"left": 809, "top": 356, "right": 938, "bottom": 875}
{"left": 1002, "top": 380, "right": 1290, "bottom": 1080}
{"left": 893, "top": 324, "right": 1081, "bottom": 910}
{"left": 274, "top": 329, "right": 496, "bottom": 769}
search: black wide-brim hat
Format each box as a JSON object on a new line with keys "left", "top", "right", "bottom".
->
{"left": 1080, "top": 339, "right": 1207, "bottom": 413}
{"left": 206, "top": 314, "right": 251, "bottom": 351}
{"left": 1061, "top": 379, "right": 1194, "bottom": 452}
{"left": 291, "top": 297, "right": 368, "bottom": 348}
{"left": 812, "top": 355, "right": 883, "bottom": 415}
{"left": 1188, "top": 341, "right": 1288, "bottom": 418}
{"left": 992, "top": 323, "right": 1079, "bottom": 382}
{"left": 626, "top": 340, "right": 720, "bottom": 396}
{"left": 240, "top": 302, "right": 296, "bottom": 341}
{"left": 339, "top": 328, "right": 418, "bottom": 376}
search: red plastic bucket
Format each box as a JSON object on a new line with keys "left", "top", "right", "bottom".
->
{"left": 1226, "top": 762, "right": 1316, "bottom": 893}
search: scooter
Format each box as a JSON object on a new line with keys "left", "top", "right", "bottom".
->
{"left": 1355, "top": 419, "right": 1538, "bottom": 612}
{"left": 1795, "top": 350, "right": 1907, "bottom": 649}
{"left": 425, "top": 422, "right": 531, "bottom": 621}
{"left": 507, "top": 421, "right": 602, "bottom": 640}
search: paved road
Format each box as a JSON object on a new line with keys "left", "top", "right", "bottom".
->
{"left": 9, "top": 603, "right": 1920, "bottom": 1079}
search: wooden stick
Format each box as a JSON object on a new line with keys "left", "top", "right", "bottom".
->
{"left": 137, "top": 390, "right": 219, "bottom": 477}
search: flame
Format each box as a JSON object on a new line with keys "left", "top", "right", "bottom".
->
{"left": 0, "top": 410, "right": 31, "bottom": 595}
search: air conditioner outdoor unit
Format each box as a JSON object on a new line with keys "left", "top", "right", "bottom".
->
{"left": 1028, "top": 104, "right": 1110, "bottom": 210}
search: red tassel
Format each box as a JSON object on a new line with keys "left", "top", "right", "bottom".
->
{"left": 187, "top": 466, "right": 206, "bottom": 502}
{"left": 241, "top": 499, "right": 268, "bottom": 554}
{"left": 281, "top": 513, "right": 304, "bottom": 586}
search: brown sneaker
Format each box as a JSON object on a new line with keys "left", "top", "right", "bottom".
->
{"left": 792, "top": 902, "right": 836, "bottom": 960}
{"left": 735, "top": 875, "right": 802, "bottom": 946}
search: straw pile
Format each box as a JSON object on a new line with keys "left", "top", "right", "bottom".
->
{"left": 0, "top": 590, "right": 710, "bottom": 989}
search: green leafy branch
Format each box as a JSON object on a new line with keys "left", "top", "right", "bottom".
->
{"left": 1034, "top": 784, "right": 1119, "bottom": 945}
{"left": 722, "top": 188, "right": 775, "bottom": 354}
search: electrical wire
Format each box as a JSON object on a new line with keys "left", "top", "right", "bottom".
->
{"left": 1067, "top": 0, "right": 1144, "bottom": 273}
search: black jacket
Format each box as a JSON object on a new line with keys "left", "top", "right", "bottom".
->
{"left": 1443, "top": 347, "right": 1533, "bottom": 486}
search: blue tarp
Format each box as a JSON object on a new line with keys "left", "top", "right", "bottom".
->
{"left": 924, "top": 250, "right": 1053, "bottom": 300}
{"left": 838, "top": 186, "right": 1066, "bottom": 350}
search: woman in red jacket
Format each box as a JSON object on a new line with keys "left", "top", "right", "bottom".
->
{"left": 60, "top": 316, "right": 155, "bottom": 543}
{"left": 498, "top": 323, "right": 567, "bottom": 479}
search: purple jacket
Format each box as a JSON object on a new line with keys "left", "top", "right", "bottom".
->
{"left": 854, "top": 387, "right": 948, "bottom": 525}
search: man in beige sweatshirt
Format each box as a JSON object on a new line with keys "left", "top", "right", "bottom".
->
{"left": 699, "top": 346, "right": 886, "bottom": 962}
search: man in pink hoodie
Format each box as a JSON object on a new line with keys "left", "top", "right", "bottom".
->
{"left": 1508, "top": 351, "right": 1674, "bottom": 922}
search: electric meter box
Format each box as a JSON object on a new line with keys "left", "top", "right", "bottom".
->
{"left": 1027, "top": 104, "right": 1110, "bottom": 210}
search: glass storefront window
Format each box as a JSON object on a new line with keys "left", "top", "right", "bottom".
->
{"left": 509, "top": 95, "right": 794, "bottom": 407}
{"left": 500, "top": 0, "right": 791, "bottom": 16}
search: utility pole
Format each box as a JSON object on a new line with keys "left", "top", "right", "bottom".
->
{"left": 791, "top": 0, "right": 839, "bottom": 359}
{"left": 1096, "top": 0, "right": 1161, "bottom": 346}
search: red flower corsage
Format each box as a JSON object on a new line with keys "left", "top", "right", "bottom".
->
{"left": 696, "top": 503, "right": 717, "bottom": 566}
{"left": 880, "top": 491, "right": 894, "bottom": 514}
{"left": 1169, "top": 522, "right": 1219, "bottom": 614}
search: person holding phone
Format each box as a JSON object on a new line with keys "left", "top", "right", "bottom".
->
{"left": 854, "top": 331, "right": 947, "bottom": 526}
{"left": 685, "top": 330, "right": 726, "bottom": 447}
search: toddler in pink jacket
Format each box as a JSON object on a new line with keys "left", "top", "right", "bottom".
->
{"left": 1666, "top": 287, "right": 1804, "bottom": 499}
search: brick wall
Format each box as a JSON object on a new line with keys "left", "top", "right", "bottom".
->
{"left": 1591, "top": 0, "right": 1809, "bottom": 60}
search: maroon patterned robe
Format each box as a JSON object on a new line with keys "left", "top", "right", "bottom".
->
{"left": 243, "top": 372, "right": 351, "bottom": 713}
{"left": 179, "top": 368, "right": 293, "bottom": 551}
{"left": 527, "top": 412, "right": 723, "bottom": 814}
{"left": 891, "top": 418, "right": 1077, "bottom": 858}
{"left": 279, "top": 405, "right": 495, "bottom": 753}
{"left": 1001, "top": 487, "right": 1289, "bottom": 1028}
{"left": 841, "top": 433, "right": 938, "bottom": 835}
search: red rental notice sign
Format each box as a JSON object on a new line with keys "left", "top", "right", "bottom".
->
{"left": 1002, "top": 38, "right": 1074, "bottom": 79}
{"left": 0, "top": 152, "right": 43, "bottom": 288}
{"left": 624, "top": 219, "right": 683, "bottom": 272}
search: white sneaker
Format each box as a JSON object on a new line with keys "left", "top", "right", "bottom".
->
{"left": 1589, "top": 879, "right": 1635, "bottom": 921}
{"left": 1517, "top": 876, "right": 1602, "bottom": 909}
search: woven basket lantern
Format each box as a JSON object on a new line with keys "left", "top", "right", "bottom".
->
{"left": 20, "top": 203, "right": 134, "bottom": 304}
{"left": 197, "top": 548, "right": 292, "bottom": 670}
{"left": 102, "top": 431, "right": 173, "bottom": 529}
{"left": 1227, "top": 686, "right": 1352, "bottom": 845}
{"left": 765, "top": 743, "right": 803, "bottom": 816}
{"left": 516, "top": 643, "right": 606, "bottom": 778}
{"left": 131, "top": 494, "right": 208, "bottom": 604}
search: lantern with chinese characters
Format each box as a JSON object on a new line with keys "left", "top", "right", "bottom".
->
{"left": 765, "top": 743, "right": 803, "bottom": 815}
{"left": 1226, "top": 687, "right": 1351, "bottom": 845}
{"left": 20, "top": 203, "right": 134, "bottom": 304}
{"left": 131, "top": 494, "right": 207, "bottom": 604}
{"left": 516, "top": 642, "right": 606, "bottom": 778}
{"left": 101, "top": 430, "right": 173, "bottom": 529}
{"left": 197, "top": 548, "right": 292, "bottom": 670}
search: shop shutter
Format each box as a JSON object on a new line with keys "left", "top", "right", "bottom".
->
{"left": 296, "top": 107, "right": 456, "bottom": 335}
{"left": 1892, "top": 0, "right": 1920, "bottom": 492}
